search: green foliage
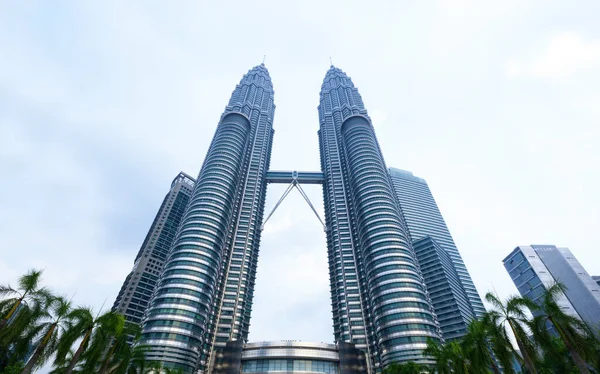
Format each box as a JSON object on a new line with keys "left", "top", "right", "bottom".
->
{"left": 399, "top": 282, "right": 600, "bottom": 374}
{"left": 382, "top": 361, "right": 427, "bottom": 374}
{"left": 0, "top": 361, "right": 24, "bottom": 374}
{"left": 3, "top": 269, "right": 600, "bottom": 374}
{"left": 0, "top": 269, "right": 153, "bottom": 373}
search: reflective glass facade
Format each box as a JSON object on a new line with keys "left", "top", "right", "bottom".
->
{"left": 388, "top": 168, "right": 485, "bottom": 319}
{"left": 225, "top": 341, "right": 366, "bottom": 374}
{"left": 112, "top": 172, "right": 195, "bottom": 328}
{"left": 412, "top": 237, "right": 475, "bottom": 341}
{"left": 140, "top": 65, "right": 275, "bottom": 373}
{"left": 318, "top": 67, "right": 440, "bottom": 369}
{"left": 503, "top": 245, "right": 600, "bottom": 333}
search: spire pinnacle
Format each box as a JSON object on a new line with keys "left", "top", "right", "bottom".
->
{"left": 262, "top": 55, "right": 266, "bottom": 65}
{"left": 329, "top": 57, "right": 333, "bottom": 67}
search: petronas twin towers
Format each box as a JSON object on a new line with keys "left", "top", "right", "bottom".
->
{"left": 129, "top": 64, "right": 481, "bottom": 373}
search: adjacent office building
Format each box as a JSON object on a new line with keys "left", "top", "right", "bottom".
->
{"left": 411, "top": 236, "right": 475, "bottom": 341}
{"left": 388, "top": 168, "right": 485, "bottom": 320}
{"left": 503, "top": 245, "right": 600, "bottom": 332}
{"left": 112, "top": 172, "right": 195, "bottom": 326}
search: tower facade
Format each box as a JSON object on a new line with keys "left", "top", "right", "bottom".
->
{"left": 388, "top": 168, "right": 485, "bottom": 318}
{"left": 318, "top": 67, "right": 440, "bottom": 369}
{"left": 139, "top": 65, "right": 275, "bottom": 372}
{"left": 112, "top": 172, "right": 195, "bottom": 326}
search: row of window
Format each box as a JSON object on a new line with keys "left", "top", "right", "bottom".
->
{"left": 242, "top": 359, "right": 338, "bottom": 373}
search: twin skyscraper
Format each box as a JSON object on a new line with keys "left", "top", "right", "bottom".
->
{"left": 112, "top": 64, "right": 483, "bottom": 373}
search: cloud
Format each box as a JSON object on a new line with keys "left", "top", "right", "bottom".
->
{"left": 506, "top": 32, "right": 600, "bottom": 80}
{"left": 1, "top": 3, "right": 600, "bottom": 368}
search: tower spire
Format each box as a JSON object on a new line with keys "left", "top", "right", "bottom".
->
{"left": 329, "top": 57, "right": 333, "bottom": 67}
{"left": 262, "top": 55, "right": 266, "bottom": 65}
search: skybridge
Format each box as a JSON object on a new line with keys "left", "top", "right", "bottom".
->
{"left": 262, "top": 170, "right": 326, "bottom": 231}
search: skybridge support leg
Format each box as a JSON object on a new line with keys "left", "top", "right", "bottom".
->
{"left": 295, "top": 182, "right": 327, "bottom": 232}
{"left": 260, "top": 182, "right": 295, "bottom": 231}
{"left": 260, "top": 181, "right": 326, "bottom": 232}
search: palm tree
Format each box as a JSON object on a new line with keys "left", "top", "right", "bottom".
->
{"left": 0, "top": 270, "right": 51, "bottom": 331}
{"left": 139, "top": 362, "right": 183, "bottom": 374}
{"left": 532, "top": 283, "right": 596, "bottom": 374}
{"left": 49, "top": 349, "right": 75, "bottom": 374}
{"left": 0, "top": 301, "right": 46, "bottom": 370}
{"left": 21, "top": 296, "right": 73, "bottom": 374}
{"left": 1, "top": 362, "right": 25, "bottom": 374}
{"left": 398, "top": 362, "right": 426, "bottom": 374}
{"left": 482, "top": 313, "right": 516, "bottom": 374}
{"left": 423, "top": 339, "right": 451, "bottom": 374}
{"left": 54, "top": 308, "right": 123, "bottom": 374}
{"left": 87, "top": 317, "right": 141, "bottom": 374}
{"left": 424, "top": 338, "right": 469, "bottom": 374}
{"left": 75, "top": 312, "right": 125, "bottom": 373}
{"left": 124, "top": 345, "right": 151, "bottom": 374}
{"left": 527, "top": 321, "right": 577, "bottom": 374}
{"left": 485, "top": 292, "right": 539, "bottom": 374}
{"left": 461, "top": 319, "right": 502, "bottom": 374}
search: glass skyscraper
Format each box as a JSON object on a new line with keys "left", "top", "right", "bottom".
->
{"left": 503, "top": 245, "right": 600, "bottom": 333}
{"left": 122, "top": 65, "right": 493, "bottom": 373}
{"left": 139, "top": 64, "right": 275, "bottom": 372}
{"left": 388, "top": 168, "right": 485, "bottom": 319}
{"left": 113, "top": 172, "right": 195, "bottom": 327}
{"left": 318, "top": 67, "right": 440, "bottom": 369}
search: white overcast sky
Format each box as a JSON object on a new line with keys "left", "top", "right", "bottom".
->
{"left": 1, "top": 0, "right": 599, "bottom": 356}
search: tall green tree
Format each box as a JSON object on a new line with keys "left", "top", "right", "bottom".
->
{"left": 461, "top": 319, "right": 502, "bottom": 374}
{"left": 124, "top": 346, "right": 151, "bottom": 374}
{"left": 482, "top": 313, "right": 516, "bottom": 374}
{"left": 531, "top": 283, "right": 597, "bottom": 374}
{"left": 81, "top": 315, "right": 140, "bottom": 374}
{"left": 137, "top": 361, "right": 183, "bottom": 374}
{"left": 382, "top": 361, "right": 426, "bottom": 374}
{"left": 423, "top": 339, "right": 451, "bottom": 374}
{"left": 528, "top": 320, "right": 578, "bottom": 374}
{"left": 485, "top": 292, "right": 538, "bottom": 374}
{"left": 54, "top": 308, "right": 122, "bottom": 374}
{"left": 0, "top": 270, "right": 51, "bottom": 331}
{"left": 424, "top": 339, "right": 469, "bottom": 374}
{"left": 108, "top": 342, "right": 149, "bottom": 374}
{"left": 77, "top": 313, "right": 126, "bottom": 373}
{"left": 0, "top": 301, "right": 47, "bottom": 371}
{"left": 20, "top": 296, "right": 73, "bottom": 374}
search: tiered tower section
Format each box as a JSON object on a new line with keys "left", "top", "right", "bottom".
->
{"left": 140, "top": 65, "right": 275, "bottom": 373}
{"left": 318, "top": 66, "right": 440, "bottom": 368}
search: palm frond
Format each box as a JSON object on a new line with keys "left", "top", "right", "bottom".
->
{"left": 17, "top": 269, "right": 44, "bottom": 295}
{"left": 0, "top": 285, "right": 18, "bottom": 298}
{"left": 485, "top": 292, "right": 506, "bottom": 313}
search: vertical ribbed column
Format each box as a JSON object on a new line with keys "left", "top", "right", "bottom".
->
{"left": 340, "top": 115, "right": 440, "bottom": 365}
{"left": 140, "top": 113, "right": 251, "bottom": 372}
